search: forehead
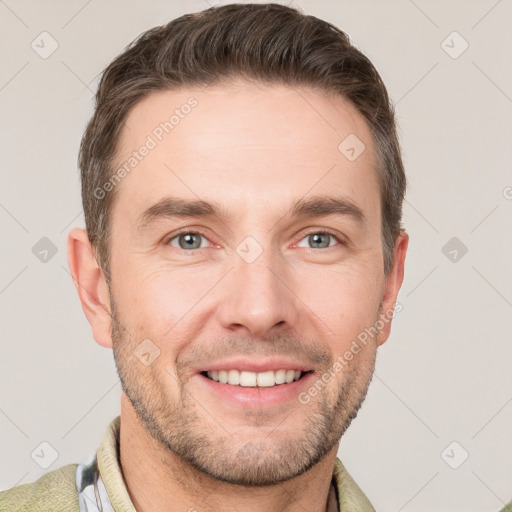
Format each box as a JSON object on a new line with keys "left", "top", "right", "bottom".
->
{"left": 111, "top": 83, "right": 380, "bottom": 228}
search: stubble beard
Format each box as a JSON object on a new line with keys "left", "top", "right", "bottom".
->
{"left": 109, "top": 291, "right": 378, "bottom": 487}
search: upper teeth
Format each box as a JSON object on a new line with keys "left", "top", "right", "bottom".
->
{"left": 206, "top": 369, "right": 302, "bottom": 387}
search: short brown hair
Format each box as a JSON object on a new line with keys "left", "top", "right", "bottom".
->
{"left": 78, "top": 2, "right": 406, "bottom": 282}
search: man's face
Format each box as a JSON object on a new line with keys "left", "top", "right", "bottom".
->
{"left": 107, "top": 83, "right": 393, "bottom": 485}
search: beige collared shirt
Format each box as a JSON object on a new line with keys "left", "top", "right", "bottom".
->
{"left": 0, "top": 415, "right": 376, "bottom": 511}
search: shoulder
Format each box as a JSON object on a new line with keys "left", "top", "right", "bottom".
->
{"left": 0, "top": 463, "right": 79, "bottom": 512}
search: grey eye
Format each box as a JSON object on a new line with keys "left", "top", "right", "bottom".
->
{"left": 296, "top": 232, "right": 338, "bottom": 249}
{"left": 169, "top": 232, "right": 206, "bottom": 250}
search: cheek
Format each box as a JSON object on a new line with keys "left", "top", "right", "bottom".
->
{"left": 298, "top": 265, "right": 382, "bottom": 351}
{"left": 119, "top": 264, "right": 213, "bottom": 334}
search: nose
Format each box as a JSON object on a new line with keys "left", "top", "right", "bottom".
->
{"left": 216, "top": 247, "right": 300, "bottom": 338}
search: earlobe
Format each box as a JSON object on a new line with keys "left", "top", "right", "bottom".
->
{"left": 376, "top": 229, "right": 409, "bottom": 346}
{"left": 67, "top": 228, "right": 113, "bottom": 349}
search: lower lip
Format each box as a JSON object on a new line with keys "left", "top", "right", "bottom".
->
{"left": 197, "top": 371, "right": 315, "bottom": 409}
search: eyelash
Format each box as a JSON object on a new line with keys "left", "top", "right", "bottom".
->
{"left": 164, "top": 228, "right": 345, "bottom": 252}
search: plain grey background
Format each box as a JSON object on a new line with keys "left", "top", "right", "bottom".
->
{"left": 1, "top": 1, "right": 511, "bottom": 510}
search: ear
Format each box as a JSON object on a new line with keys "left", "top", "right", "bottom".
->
{"left": 376, "top": 229, "right": 409, "bottom": 346}
{"left": 67, "top": 227, "right": 113, "bottom": 349}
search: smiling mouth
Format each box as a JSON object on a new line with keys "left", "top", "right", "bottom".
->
{"left": 200, "top": 369, "right": 313, "bottom": 388}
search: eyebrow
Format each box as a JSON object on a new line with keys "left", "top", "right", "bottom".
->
{"left": 136, "top": 194, "right": 366, "bottom": 231}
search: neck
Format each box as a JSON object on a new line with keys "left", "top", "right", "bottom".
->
{"left": 119, "top": 395, "right": 339, "bottom": 512}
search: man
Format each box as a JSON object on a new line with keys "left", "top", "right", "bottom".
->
{"left": 1, "top": 3, "right": 410, "bottom": 511}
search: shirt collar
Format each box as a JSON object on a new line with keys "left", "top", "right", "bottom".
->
{"left": 77, "top": 416, "right": 375, "bottom": 512}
